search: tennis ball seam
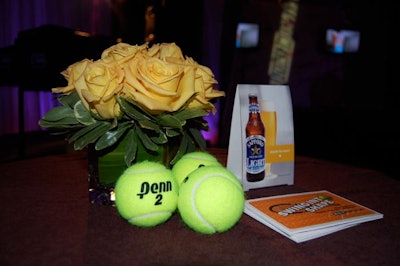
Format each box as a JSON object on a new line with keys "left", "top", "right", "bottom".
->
{"left": 191, "top": 176, "right": 215, "bottom": 232}
{"left": 184, "top": 154, "right": 217, "bottom": 162}
{"left": 128, "top": 211, "right": 172, "bottom": 223}
{"left": 190, "top": 172, "right": 243, "bottom": 233}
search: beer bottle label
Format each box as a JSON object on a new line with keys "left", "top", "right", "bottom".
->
{"left": 249, "top": 102, "right": 259, "bottom": 113}
{"left": 246, "top": 135, "right": 266, "bottom": 174}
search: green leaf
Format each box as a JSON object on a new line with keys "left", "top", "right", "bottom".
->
{"left": 69, "top": 123, "right": 99, "bottom": 143}
{"left": 69, "top": 121, "right": 109, "bottom": 144}
{"left": 156, "top": 113, "right": 184, "bottom": 129}
{"left": 185, "top": 117, "right": 209, "bottom": 132}
{"left": 189, "top": 127, "right": 207, "bottom": 151}
{"left": 165, "top": 128, "right": 182, "bottom": 137}
{"left": 58, "top": 91, "right": 80, "bottom": 107}
{"left": 41, "top": 106, "right": 75, "bottom": 122}
{"left": 73, "top": 121, "right": 111, "bottom": 150}
{"left": 138, "top": 119, "right": 160, "bottom": 131}
{"left": 169, "top": 133, "right": 190, "bottom": 165}
{"left": 124, "top": 129, "right": 137, "bottom": 166}
{"left": 185, "top": 133, "right": 197, "bottom": 152}
{"left": 174, "top": 108, "right": 209, "bottom": 121}
{"left": 74, "top": 101, "right": 97, "bottom": 125}
{"left": 122, "top": 96, "right": 155, "bottom": 117}
{"left": 136, "top": 125, "right": 159, "bottom": 151}
{"left": 117, "top": 96, "right": 152, "bottom": 121}
{"left": 118, "top": 96, "right": 162, "bottom": 131}
{"left": 95, "top": 122, "right": 132, "bottom": 150}
{"left": 38, "top": 117, "right": 81, "bottom": 128}
{"left": 156, "top": 114, "right": 186, "bottom": 129}
{"left": 150, "top": 129, "right": 168, "bottom": 144}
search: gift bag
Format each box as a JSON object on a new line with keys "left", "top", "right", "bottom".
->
{"left": 227, "top": 84, "right": 295, "bottom": 191}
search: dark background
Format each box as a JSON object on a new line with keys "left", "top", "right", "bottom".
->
{"left": 0, "top": 0, "right": 398, "bottom": 178}
{"left": 216, "top": 0, "right": 398, "bottom": 178}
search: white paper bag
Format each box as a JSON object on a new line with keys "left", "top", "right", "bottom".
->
{"left": 227, "top": 84, "right": 295, "bottom": 191}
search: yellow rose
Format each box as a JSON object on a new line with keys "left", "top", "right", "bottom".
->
{"left": 52, "top": 42, "right": 224, "bottom": 120}
{"left": 101, "top": 42, "right": 148, "bottom": 65}
{"left": 121, "top": 42, "right": 224, "bottom": 114}
{"left": 122, "top": 54, "right": 195, "bottom": 114}
{"left": 185, "top": 57, "right": 225, "bottom": 114}
{"left": 53, "top": 58, "right": 124, "bottom": 119}
{"left": 52, "top": 58, "right": 91, "bottom": 94}
{"left": 147, "top": 42, "right": 185, "bottom": 62}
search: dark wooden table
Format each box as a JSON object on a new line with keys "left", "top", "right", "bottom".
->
{"left": 1, "top": 148, "right": 399, "bottom": 265}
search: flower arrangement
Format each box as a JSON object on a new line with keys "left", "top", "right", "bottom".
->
{"left": 39, "top": 42, "right": 225, "bottom": 167}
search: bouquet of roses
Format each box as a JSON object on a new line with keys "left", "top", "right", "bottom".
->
{"left": 39, "top": 42, "right": 225, "bottom": 167}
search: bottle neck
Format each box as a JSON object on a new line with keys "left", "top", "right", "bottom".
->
{"left": 249, "top": 96, "right": 260, "bottom": 115}
{"left": 249, "top": 103, "right": 260, "bottom": 114}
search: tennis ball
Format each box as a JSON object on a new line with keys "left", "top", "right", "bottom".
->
{"left": 115, "top": 160, "right": 178, "bottom": 227}
{"left": 178, "top": 165, "right": 245, "bottom": 234}
{"left": 172, "top": 151, "right": 222, "bottom": 187}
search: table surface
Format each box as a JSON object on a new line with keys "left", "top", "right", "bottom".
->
{"left": 1, "top": 148, "right": 399, "bottom": 265}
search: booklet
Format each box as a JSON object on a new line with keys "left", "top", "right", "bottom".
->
{"left": 244, "top": 190, "right": 383, "bottom": 243}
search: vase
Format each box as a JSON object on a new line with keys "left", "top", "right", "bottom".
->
{"left": 88, "top": 135, "right": 179, "bottom": 205}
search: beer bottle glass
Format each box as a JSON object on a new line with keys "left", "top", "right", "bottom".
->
{"left": 245, "top": 94, "right": 266, "bottom": 182}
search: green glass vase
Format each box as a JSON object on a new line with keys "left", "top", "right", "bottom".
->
{"left": 88, "top": 135, "right": 178, "bottom": 205}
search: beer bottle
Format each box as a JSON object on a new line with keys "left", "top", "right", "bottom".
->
{"left": 245, "top": 94, "right": 266, "bottom": 182}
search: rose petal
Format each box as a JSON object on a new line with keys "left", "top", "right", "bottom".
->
{"left": 128, "top": 91, "right": 174, "bottom": 113}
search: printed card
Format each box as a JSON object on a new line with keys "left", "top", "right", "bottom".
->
{"left": 227, "top": 84, "right": 295, "bottom": 191}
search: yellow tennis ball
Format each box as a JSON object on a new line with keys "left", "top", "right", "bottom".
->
{"left": 172, "top": 151, "right": 222, "bottom": 187}
{"left": 115, "top": 160, "right": 178, "bottom": 227}
{"left": 178, "top": 165, "right": 245, "bottom": 234}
